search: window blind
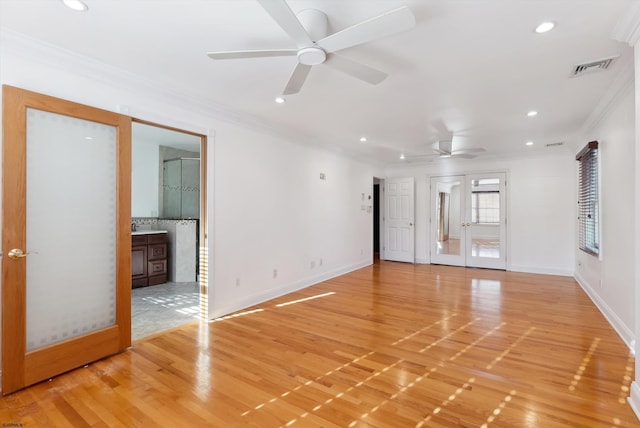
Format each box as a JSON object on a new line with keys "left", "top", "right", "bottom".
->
{"left": 576, "top": 141, "right": 599, "bottom": 255}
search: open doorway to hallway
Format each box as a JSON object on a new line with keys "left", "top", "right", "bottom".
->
{"left": 373, "top": 177, "right": 384, "bottom": 262}
{"left": 131, "top": 121, "right": 208, "bottom": 340}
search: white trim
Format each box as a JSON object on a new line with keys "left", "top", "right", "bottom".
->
{"left": 574, "top": 272, "right": 635, "bottom": 350}
{"left": 612, "top": 2, "right": 640, "bottom": 46}
{"left": 415, "top": 257, "right": 429, "bottom": 264}
{"left": 208, "top": 260, "right": 371, "bottom": 320}
{"left": 509, "top": 265, "right": 573, "bottom": 277}
{"left": 0, "top": 29, "right": 317, "bottom": 150}
{"left": 628, "top": 382, "right": 640, "bottom": 421}
{"left": 581, "top": 59, "right": 634, "bottom": 137}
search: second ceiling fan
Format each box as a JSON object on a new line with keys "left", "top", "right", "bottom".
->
{"left": 207, "top": 0, "right": 416, "bottom": 96}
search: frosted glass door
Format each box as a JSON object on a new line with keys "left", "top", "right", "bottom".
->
{"left": 2, "top": 86, "right": 131, "bottom": 394}
{"left": 25, "top": 109, "right": 117, "bottom": 350}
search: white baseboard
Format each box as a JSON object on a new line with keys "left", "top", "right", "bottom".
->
{"left": 415, "top": 257, "right": 429, "bottom": 264}
{"left": 208, "top": 260, "right": 371, "bottom": 319}
{"left": 509, "top": 264, "right": 573, "bottom": 277}
{"left": 629, "top": 382, "right": 640, "bottom": 421}
{"left": 574, "top": 272, "right": 635, "bottom": 350}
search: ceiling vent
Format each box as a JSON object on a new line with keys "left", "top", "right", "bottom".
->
{"left": 571, "top": 56, "right": 617, "bottom": 77}
{"left": 546, "top": 142, "right": 564, "bottom": 148}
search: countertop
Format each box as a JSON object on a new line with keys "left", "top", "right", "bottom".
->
{"left": 132, "top": 230, "right": 168, "bottom": 235}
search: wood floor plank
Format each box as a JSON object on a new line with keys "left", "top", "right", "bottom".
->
{"left": 1, "top": 261, "right": 638, "bottom": 427}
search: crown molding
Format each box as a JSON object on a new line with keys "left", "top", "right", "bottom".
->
{"left": 580, "top": 54, "right": 634, "bottom": 136}
{"left": 0, "top": 28, "right": 322, "bottom": 151}
{"left": 612, "top": 2, "right": 640, "bottom": 46}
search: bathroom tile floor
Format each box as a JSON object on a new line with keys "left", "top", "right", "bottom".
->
{"left": 131, "top": 281, "right": 201, "bottom": 341}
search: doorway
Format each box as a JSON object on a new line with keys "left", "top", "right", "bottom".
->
{"left": 430, "top": 172, "right": 507, "bottom": 269}
{"left": 130, "top": 120, "right": 208, "bottom": 340}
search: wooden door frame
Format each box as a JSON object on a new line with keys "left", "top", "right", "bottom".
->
{"left": 1, "top": 85, "right": 132, "bottom": 393}
{"left": 131, "top": 118, "right": 209, "bottom": 320}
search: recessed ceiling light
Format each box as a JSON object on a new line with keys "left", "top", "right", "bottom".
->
{"left": 399, "top": 153, "right": 405, "bottom": 160}
{"left": 527, "top": 110, "right": 538, "bottom": 117}
{"left": 62, "top": 0, "right": 88, "bottom": 11}
{"left": 526, "top": 141, "right": 534, "bottom": 146}
{"left": 359, "top": 137, "right": 367, "bottom": 142}
{"left": 274, "top": 96, "right": 286, "bottom": 104}
{"left": 535, "top": 21, "right": 555, "bottom": 34}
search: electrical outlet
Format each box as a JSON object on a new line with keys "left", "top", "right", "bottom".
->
{"left": 310, "top": 260, "right": 316, "bottom": 269}
{"left": 361, "top": 248, "right": 364, "bottom": 255}
{"left": 319, "top": 258, "right": 323, "bottom": 266}
{"left": 235, "top": 278, "right": 240, "bottom": 287}
{"left": 273, "top": 269, "right": 278, "bottom": 279}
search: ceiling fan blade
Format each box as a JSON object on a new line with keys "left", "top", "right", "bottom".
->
{"left": 451, "top": 153, "right": 476, "bottom": 159}
{"left": 451, "top": 148, "right": 486, "bottom": 154}
{"left": 316, "top": 6, "right": 415, "bottom": 53}
{"left": 257, "top": 0, "right": 313, "bottom": 47}
{"left": 207, "top": 49, "right": 297, "bottom": 60}
{"left": 282, "top": 63, "right": 312, "bottom": 95}
{"left": 324, "top": 54, "right": 387, "bottom": 84}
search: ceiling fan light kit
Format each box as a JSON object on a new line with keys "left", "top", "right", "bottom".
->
{"left": 207, "top": 0, "right": 416, "bottom": 96}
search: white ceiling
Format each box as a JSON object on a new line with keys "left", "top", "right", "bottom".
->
{"left": 0, "top": 0, "right": 634, "bottom": 164}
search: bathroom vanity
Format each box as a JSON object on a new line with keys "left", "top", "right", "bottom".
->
{"left": 131, "top": 230, "right": 168, "bottom": 288}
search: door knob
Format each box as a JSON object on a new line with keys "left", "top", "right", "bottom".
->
{"left": 7, "top": 248, "right": 28, "bottom": 259}
{"left": 410, "top": 222, "right": 413, "bottom": 226}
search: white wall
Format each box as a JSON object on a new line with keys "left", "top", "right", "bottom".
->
{"left": 131, "top": 139, "right": 160, "bottom": 217}
{"left": 574, "top": 79, "right": 635, "bottom": 347}
{"left": 385, "top": 153, "right": 576, "bottom": 275}
{"left": 212, "top": 123, "right": 377, "bottom": 316}
{"left": 0, "top": 32, "right": 378, "bottom": 330}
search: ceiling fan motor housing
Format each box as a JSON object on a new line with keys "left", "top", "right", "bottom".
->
{"left": 297, "top": 47, "right": 326, "bottom": 65}
{"left": 296, "top": 9, "right": 328, "bottom": 42}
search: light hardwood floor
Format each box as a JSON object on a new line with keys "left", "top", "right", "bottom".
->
{"left": 1, "top": 261, "right": 638, "bottom": 427}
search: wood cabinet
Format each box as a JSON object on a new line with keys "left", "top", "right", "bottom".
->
{"left": 131, "top": 232, "right": 168, "bottom": 288}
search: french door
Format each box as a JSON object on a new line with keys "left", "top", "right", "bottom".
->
{"left": 430, "top": 172, "right": 506, "bottom": 269}
{"left": 2, "top": 86, "right": 131, "bottom": 393}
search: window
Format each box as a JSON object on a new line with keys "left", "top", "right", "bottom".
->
{"left": 471, "top": 178, "right": 500, "bottom": 224}
{"left": 576, "top": 141, "right": 599, "bottom": 255}
{"left": 471, "top": 191, "right": 500, "bottom": 224}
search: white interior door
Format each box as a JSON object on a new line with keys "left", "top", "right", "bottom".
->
{"left": 429, "top": 172, "right": 507, "bottom": 270}
{"left": 384, "top": 177, "right": 415, "bottom": 263}
{"left": 430, "top": 176, "right": 466, "bottom": 267}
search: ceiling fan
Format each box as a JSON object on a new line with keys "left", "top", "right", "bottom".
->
{"left": 432, "top": 140, "right": 485, "bottom": 159}
{"left": 207, "top": 0, "right": 416, "bottom": 96}
{"left": 403, "top": 140, "right": 486, "bottom": 162}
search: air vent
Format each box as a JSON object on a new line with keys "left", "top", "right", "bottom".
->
{"left": 546, "top": 142, "right": 564, "bottom": 148}
{"left": 571, "top": 56, "right": 617, "bottom": 77}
